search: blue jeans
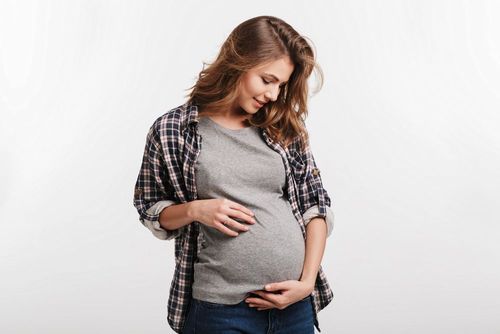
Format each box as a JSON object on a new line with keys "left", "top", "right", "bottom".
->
{"left": 181, "top": 295, "right": 314, "bottom": 334}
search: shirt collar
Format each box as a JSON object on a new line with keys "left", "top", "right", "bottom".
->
{"left": 185, "top": 102, "right": 200, "bottom": 127}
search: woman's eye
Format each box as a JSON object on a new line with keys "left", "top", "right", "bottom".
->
{"left": 262, "top": 78, "right": 271, "bottom": 84}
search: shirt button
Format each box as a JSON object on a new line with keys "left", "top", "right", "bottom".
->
{"left": 312, "top": 168, "right": 321, "bottom": 176}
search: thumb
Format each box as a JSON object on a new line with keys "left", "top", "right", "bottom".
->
{"left": 265, "top": 281, "right": 291, "bottom": 291}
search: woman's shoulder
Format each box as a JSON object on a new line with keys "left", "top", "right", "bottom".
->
{"left": 151, "top": 103, "right": 197, "bottom": 139}
{"left": 144, "top": 103, "right": 197, "bottom": 155}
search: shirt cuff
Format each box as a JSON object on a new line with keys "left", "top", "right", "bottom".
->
{"left": 141, "top": 200, "right": 182, "bottom": 240}
{"left": 302, "top": 205, "right": 334, "bottom": 238}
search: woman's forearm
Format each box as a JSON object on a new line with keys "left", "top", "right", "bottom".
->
{"left": 300, "top": 217, "right": 328, "bottom": 288}
{"left": 159, "top": 201, "right": 198, "bottom": 231}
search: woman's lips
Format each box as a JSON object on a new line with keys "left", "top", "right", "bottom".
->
{"left": 253, "top": 98, "right": 265, "bottom": 107}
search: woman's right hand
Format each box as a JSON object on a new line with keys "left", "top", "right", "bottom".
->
{"left": 191, "top": 198, "right": 257, "bottom": 237}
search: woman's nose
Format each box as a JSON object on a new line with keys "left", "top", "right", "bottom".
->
{"left": 264, "top": 85, "right": 279, "bottom": 102}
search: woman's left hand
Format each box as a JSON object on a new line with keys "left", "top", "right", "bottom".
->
{"left": 245, "top": 280, "right": 314, "bottom": 311}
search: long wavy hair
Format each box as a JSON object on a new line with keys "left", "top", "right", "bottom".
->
{"left": 185, "top": 15, "right": 323, "bottom": 150}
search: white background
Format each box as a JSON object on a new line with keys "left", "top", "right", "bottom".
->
{"left": 1, "top": 1, "right": 499, "bottom": 333}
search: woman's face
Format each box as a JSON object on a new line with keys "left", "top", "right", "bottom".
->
{"left": 235, "top": 56, "right": 295, "bottom": 114}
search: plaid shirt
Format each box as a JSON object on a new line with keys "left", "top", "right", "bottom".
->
{"left": 133, "top": 102, "right": 334, "bottom": 333}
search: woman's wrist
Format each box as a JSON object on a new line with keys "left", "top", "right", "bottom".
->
{"left": 299, "top": 277, "right": 316, "bottom": 292}
{"left": 187, "top": 200, "right": 201, "bottom": 221}
{"left": 159, "top": 201, "right": 198, "bottom": 231}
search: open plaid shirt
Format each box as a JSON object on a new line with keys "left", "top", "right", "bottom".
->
{"left": 133, "top": 102, "right": 334, "bottom": 333}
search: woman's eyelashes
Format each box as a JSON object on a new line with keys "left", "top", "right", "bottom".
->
{"left": 262, "top": 77, "right": 286, "bottom": 88}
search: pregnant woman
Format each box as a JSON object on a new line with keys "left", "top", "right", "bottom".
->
{"left": 133, "top": 15, "right": 335, "bottom": 334}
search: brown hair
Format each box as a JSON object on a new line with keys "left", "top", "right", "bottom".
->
{"left": 185, "top": 15, "right": 323, "bottom": 150}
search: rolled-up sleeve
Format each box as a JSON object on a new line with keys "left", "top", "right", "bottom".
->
{"left": 141, "top": 200, "right": 183, "bottom": 240}
{"left": 302, "top": 204, "right": 334, "bottom": 238}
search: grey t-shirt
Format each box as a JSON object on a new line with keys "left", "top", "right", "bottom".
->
{"left": 192, "top": 116, "right": 305, "bottom": 304}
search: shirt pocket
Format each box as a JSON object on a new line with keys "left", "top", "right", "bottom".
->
{"left": 288, "top": 149, "right": 310, "bottom": 184}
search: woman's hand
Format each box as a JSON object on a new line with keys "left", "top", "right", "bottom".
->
{"left": 245, "top": 280, "right": 314, "bottom": 311}
{"left": 192, "top": 198, "right": 256, "bottom": 237}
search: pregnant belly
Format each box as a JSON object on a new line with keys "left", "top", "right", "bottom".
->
{"left": 196, "top": 223, "right": 306, "bottom": 285}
